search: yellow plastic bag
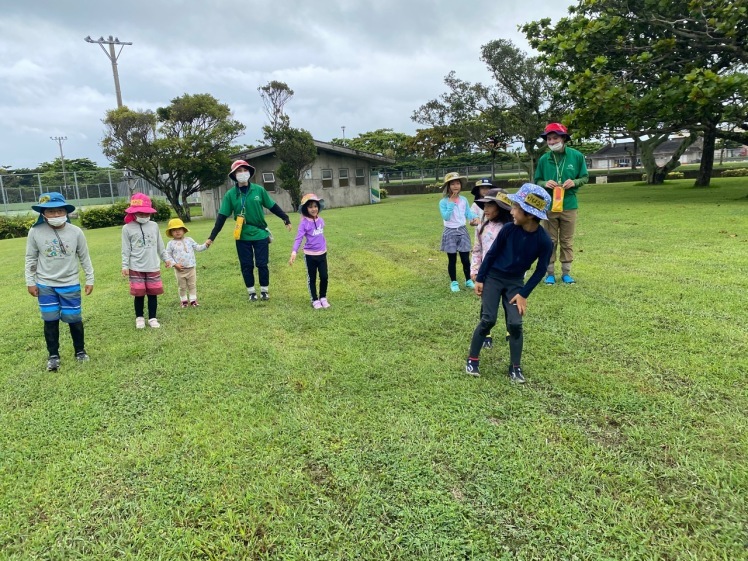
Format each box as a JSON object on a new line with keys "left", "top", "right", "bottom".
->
{"left": 551, "top": 187, "right": 564, "bottom": 213}
{"left": 233, "top": 216, "right": 245, "bottom": 240}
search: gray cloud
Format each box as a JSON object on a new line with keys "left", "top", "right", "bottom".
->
{"left": 0, "top": 0, "right": 572, "bottom": 168}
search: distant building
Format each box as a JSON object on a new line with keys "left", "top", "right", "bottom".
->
{"left": 587, "top": 137, "right": 703, "bottom": 170}
{"left": 201, "top": 141, "right": 395, "bottom": 218}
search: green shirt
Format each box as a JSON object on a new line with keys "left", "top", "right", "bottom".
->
{"left": 534, "top": 146, "right": 589, "bottom": 211}
{"left": 218, "top": 184, "right": 276, "bottom": 241}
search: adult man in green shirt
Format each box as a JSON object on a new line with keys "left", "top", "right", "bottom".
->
{"left": 533, "top": 123, "right": 589, "bottom": 285}
{"left": 207, "top": 160, "right": 292, "bottom": 301}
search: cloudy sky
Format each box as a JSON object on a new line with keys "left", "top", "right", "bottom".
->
{"left": 1, "top": 0, "right": 573, "bottom": 170}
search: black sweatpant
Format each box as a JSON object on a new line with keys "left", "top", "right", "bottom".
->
{"left": 304, "top": 253, "right": 328, "bottom": 302}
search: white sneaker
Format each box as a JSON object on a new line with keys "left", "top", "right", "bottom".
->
{"left": 148, "top": 318, "right": 161, "bottom": 328}
{"left": 136, "top": 317, "right": 146, "bottom": 329}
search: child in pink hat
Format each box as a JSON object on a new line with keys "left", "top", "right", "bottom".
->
{"left": 289, "top": 193, "right": 330, "bottom": 309}
{"left": 121, "top": 193, "right": 173, "bottom": 329}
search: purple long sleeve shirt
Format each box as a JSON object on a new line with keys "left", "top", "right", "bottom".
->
{"left": 292, "top": 216, "right": 327, "bottom": 254}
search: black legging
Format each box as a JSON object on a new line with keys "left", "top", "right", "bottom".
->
{"left": 134, "top": 295, "right": 158, "bottom": 319}
{"left": 447, "top": 252, "right": 471, "bottom": 282}
{"left": 304, "top": 253, "right": 329, "bottom": 301}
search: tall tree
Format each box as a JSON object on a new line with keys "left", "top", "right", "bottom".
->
{"left": 267, "top": 127, "right": 317, "bottom": 210}
{"left": 102, "top": 93, "right": 245, "bottom": 221}
{"left": 523, "top": 0, "right": 748, "bottom": 186}
{"left": 258, "top": 81, "right": 294, "bottom": 142}
{"left": 330, "top": 128, "right": 412, "bottom": 161}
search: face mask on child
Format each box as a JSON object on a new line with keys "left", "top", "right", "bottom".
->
{"left": 549, "top": 142, "right": 565, "bottom": 153}
{"left": 46, "top": 216, "right": 67, "bottom": 227}
{"left": 136, "top": 216, "right": 151, "bottom": 224}
{"left": 235, "top": 171, "right": 250, "bottom": 183}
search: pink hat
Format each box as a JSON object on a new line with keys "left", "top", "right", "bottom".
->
{"left": 228, "top": 159, "right": 256, "bottom": 181}
{"left": 124, "top": 193, "right": 157, "bottom": 223}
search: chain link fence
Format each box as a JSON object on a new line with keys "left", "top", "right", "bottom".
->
{"left": 0, "top": 170, "right": 167, "bottom": 216}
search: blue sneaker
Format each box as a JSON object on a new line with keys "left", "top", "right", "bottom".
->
{"left": 482, "top": 335, "right": 493, "bottom": 349}
{"left": 465, "top": 279, "right": 475, "bottom": 289}
{"left": 561, "top": 274, "right": 575, "bottom": 284}
{"left": 450, "top": 281, "right": 460, "bottom": 292}
{"left": 544, "top": 275, "right": 556, "bottom": 285}
{"left": 466, "top": 358, "right": 480, "bottom": 377}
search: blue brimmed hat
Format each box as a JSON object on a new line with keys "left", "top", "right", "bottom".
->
{"left": 32, "top": 192, "right": 75, "bottom": 226}
{"left": 507, "top": 183, "right": 551, "bottom": 220}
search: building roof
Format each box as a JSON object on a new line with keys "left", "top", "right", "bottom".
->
{"left": 589, "top": 137, "right": 703, "bottom": 158}
{"left": 232, "top": 140, "right": 396, "bottom": 165}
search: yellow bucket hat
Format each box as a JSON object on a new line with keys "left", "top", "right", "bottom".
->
{"left": 165, "top": 218, "right": 189, "bottom": 237}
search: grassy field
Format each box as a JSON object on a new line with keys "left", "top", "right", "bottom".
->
{"left": 1, "top": 179, "right": 747, "bottom": 559}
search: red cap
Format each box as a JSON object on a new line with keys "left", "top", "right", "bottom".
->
{"left": 541, "top": 123, "right": 570, "bottom": 139}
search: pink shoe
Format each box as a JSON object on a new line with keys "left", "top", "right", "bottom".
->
{"left": 320, "top": 297, "right": 330, "bottom": 308}
{"left": 312, "top": 300, "right": 323, "bottom": 309}
{"left": 180, "top": 301, "right": 189, "bottom": 308}
{"left": 135, "top": 317, "right": 146, "bottom": 329}
{"left": 190, "top": 300, "right": 199, "bottom": 307}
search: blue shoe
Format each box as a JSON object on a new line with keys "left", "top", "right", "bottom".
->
{"left": 544, "top": 275, "right": 556, "bottom": 285}
{"left": 561, "top": 274, "right": 575, "bottom": 284}
{"left": 465, "top": 279, "right": 475, "bottom": 289}
{"left": 482, "top": 335, "right": 493, "bottom": 349}
{"left": 450, "top": 281, "right": 460, "bottom": 292}
{"left": 466, "top": 358, "right": 480, "bottom": 377}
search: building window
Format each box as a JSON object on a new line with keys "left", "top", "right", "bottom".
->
{"left": 322, "top": 169, "right": 333, "bottom": 189}
{"left": 339, "top": 168, "right": 349, "bottom": 187}
{"left": 262, "top": 172, "right": 276, "bottom": 191}
{"left": 355, "top": 168, "right": 366, "bottom": 186}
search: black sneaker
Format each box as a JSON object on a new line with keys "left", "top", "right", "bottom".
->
{"left": 482, "top": 336, "right": 493, "bottom": 349}
{"left": 260, "top": 292, "right": 269, "bottom": 301}
{"left": 509, "top": 365, "right": 526, "bottom": 384}
{"left": 75, "top": 351, "right": 90, "bottom": 362}
{"left": 465, "top": 358, "right": 480, "bottom": 377}
{"left": 47, "top": 355, "right": 60, "bottom": 371}
{"left": 248, "top": 293, "right": 258, "bottom": 302}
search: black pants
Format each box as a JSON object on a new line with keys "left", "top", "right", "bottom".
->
{"left": 134, "top": 295, "right": 158, "bottom": 319}
{"left": 44, "top": 320, "right": 85, "bottom": 356}
{"left": 236, "top": 238, "right": 270, "bottom": 288}
{"left": 469, "top": 271, "right": 524, "bottom": 365}
{"left": 447, "top": 252, "right": 471, "bottom": 282}
{"left": 304, "top": 253, "right": 328, "bottom": 301}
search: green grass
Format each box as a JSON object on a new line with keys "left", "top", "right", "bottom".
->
{"left": 1, "top": 179, "right": 747, "bottom": 559}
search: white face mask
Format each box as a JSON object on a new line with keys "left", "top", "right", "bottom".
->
{"left": 549, "top": 142, "right": 565, "bottom": 153}
{"left": 46, "top": 216, "right": 67, "bottom": 227}
{"left": 235, "top": 171, "right": 250, "bottom": 183}
{"left": 136, "top": 216, "right": 151, "bottom": 224}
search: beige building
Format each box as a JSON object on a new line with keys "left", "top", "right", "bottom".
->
{"left": 201, "top": 140, "right": 395, "bottom": 218}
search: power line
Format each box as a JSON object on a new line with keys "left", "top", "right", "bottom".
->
{"left": 84, "top": 35, "right": 133, "bottom": 108}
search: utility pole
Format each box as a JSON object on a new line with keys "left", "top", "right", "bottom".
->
{"left": 341, "top": 126, "right": 346, "bottom": 145}
{"left": 50, "top": 136, "right": 68, "bottom": 188}
{"left": 84, "top": 35, "right": 132, "bottom": 107}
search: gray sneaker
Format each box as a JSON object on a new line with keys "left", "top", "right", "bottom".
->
{"left": 248, "top": 292, "right": 258, "bottom": 302}
{"left": 75, "top": 351, "right": 90, "bottom": 362}
{"left": 47, "top": 355, "right": 60, "bottom": 371}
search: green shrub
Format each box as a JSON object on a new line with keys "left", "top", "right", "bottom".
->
{"left": 667, "top": 171, "right": 684, "bottom": 179}
{"left": 424, "top": 183, "right": 443, "bottom": 192}
{"left": 720, "top": 167, "right": 748, "bottom": 177}
{"left": 80, "top": 198, "right": 171, "bottom": 229}
{"left": 506, "top": 178, "right": 525, "bottom": 188}
{"left": 0, "top": 214, "right": 35, "bottom": 239}
{"left": 379, "top": 188, "right": 388, "bottom": 200}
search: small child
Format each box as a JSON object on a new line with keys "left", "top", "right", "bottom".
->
{"left": 25, "top": 192, "right": 94, "bottom": 371}
{"left": 470, "top": 178, "right": 494, "bottom": 225}
{"left": 439, "top": 172, "right": 479, "bottom": 292}
{"left": 121, "top": 193, "right": 173, "bottom": 329}
{"left": 165, "top": 218, "right": 209, "bottom": 308}
{"left": 470, "top": 187, "right": 513, "bottom": 350}
{"left": 466, "top": 183, "right": 552, "bottom": 383}
{"left": 289, "top": 193, "right": 330, "bottom": 309}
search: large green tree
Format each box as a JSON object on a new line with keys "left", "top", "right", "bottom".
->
{"left": 523, "top": 0, "right": 748, "bottom": 186}
{"left": 330, "top": 128, "right": 412, "bottom": 161}
{"left": 102, "top": 93, "right": 245, "bottom": 221}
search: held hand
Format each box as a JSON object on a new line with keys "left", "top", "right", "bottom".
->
{"left": 474, "top": 282, "right": 483, "bottom": 296}
{"left": 562, "top": 179, "right": 575, "bottom": 189}
{"left": 205, "top": 239, "right": 213, "bottom": 247}
{"left": 84, "top": 285, "right": 93, "bottom": 295}
{"left": 285, "top": 222, "right": 292, "bottom": 232}
{"left": 509, "top": 294, "right": 527, "bottom": 316}
{"left": 122, "top": 268, "right": 129, "bottom": 278}
{"left": 28, "top": 286, "right": 38, "bottom": 297}
{"left": 471, "top": 273, "right": 477, "bottom": 282}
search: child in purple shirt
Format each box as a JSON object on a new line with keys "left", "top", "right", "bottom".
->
{"left": 289, "top": 194, "right": 330, "bottom": 309}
